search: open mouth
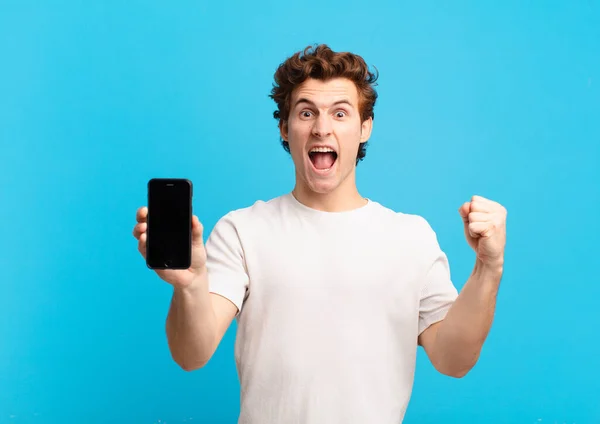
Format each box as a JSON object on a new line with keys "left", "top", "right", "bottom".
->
{"left": 308, "top": 147, "right": 338, "bottom": 171}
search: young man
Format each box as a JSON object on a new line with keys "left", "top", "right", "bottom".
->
{"left": 132, "top": 44, "right": 507, "bottom": 423}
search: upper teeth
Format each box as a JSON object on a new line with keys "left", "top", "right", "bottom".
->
{"left": 310, "top": 147, "right": 335, "bottom": 153}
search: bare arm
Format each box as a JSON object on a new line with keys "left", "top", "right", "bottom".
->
{"left": 419, "top": 260, "right": 502, "bottom": 377}
{"left": 166, "top": 269, "right": 239, "bottom": 371}
{"left": 419, "top": 195, "right": 507, "bottom": 378}
{"left": 132, "top": 206, "right": 239, "bottom": 372}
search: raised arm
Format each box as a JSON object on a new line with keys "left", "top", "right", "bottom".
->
{"left": 133, "top": 207, "right": 239, "bottom": 370}
{"left": 419, "top": 196, "right": 507, "bottom": 377}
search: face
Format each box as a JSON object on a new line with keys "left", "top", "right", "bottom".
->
{"left": 280, "top": 77, "right": 372, "bottom": 196}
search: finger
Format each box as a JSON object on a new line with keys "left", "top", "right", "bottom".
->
{"left": 191, "top": 216, "right": 204, "bottom": 246}
{"left": 466, "top": 212, "right": 490, "bottom": 223}
{"left": 132, "top": 222, "right": 147, "bottom": 239}
{"left": 468, "top": 221, "right": 494, "bottom": 238}
{"left": 471, "top": 195, "right": 505, "bottom": 212}
{"left": 458, "top": 202, "right": 471, "bottom": 222}
{"left": 138, "top": 232, "right": 147, "bottom": 258}
{"left": 471, "top": 195, "right": 500, "bottom": 205}
{"left": 470, "top": 199, "right": 494, "bottom": 213}
{"left": 136, "top": 207, "right": 148, "bottom": 223}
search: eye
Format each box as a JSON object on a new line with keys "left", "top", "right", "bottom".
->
{"left": 300, "top": 110, "right": 314, "bottom": 119}
{"left": 335, "top": 109, "right": 348, "bottom": 119}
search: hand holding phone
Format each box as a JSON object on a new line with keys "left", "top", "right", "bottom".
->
{"left": 132, "top": 178, "right": 207, "bottom": 288}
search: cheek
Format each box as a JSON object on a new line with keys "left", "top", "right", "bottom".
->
{"left": 287, "top": 123, "right": 309, "bottom": 148}
{"left": 286, "top": 131, "right": 307, "bottom": 159}
{"left": 338, "top": 127, "right": 363, "bottom": 158}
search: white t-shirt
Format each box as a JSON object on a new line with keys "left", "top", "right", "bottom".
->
{"left": 205, "top": 193, "right": 458, "bottom": 423}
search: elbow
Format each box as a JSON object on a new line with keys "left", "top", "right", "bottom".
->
{"left": 444, "top": 367, "right": 471, "bottom": 379}
{"left": 171, "top": 351, "right": 211, "bottom": 372}
{"left": 175, "top": 357, "right": 209, "bottom": 372}
{"left": 437, "top": 363, "right": 473, "bottom": 379}
{"left": 436, "top": 354, "right": 479, "bottom": 379}
{"left": 166, "top": 334, "right": 215, "bottom": 372}
{"left": 179, "top": 361, "right": 207, "bottom": 372}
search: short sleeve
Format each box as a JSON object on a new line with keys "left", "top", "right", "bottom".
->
{"left": 417, "top": 217, "right": 459, "bottom": 335}
{"left": 204, "top": 212, "right": 249, "bottom": 314}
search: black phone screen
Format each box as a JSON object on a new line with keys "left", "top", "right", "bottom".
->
{"left": 146, "top": 178, "right": 192, "bottom": 269}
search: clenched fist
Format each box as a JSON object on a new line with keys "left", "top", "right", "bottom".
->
{"left": 459, "top": 195, "right": 507, "bottom": 268}
{"left": 132, "top": 206, "right": 208, "bottom": 288}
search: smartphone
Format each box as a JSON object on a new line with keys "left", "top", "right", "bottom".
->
{"left": 146, "top": 178, "right": 193, "bottom": 270}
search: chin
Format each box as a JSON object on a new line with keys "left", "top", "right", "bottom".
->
{"left": 307, "top": 179, "right": 340, "bottom": 194}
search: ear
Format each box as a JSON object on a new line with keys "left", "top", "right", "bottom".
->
{"left": 360, "top": 116, "right": 373, "bottom": 142}
{"left": 279, "top": 120, "right": 288, "bottom": 141}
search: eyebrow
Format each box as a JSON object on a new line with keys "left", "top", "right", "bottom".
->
{"left": 293, "top": 98, "right": 355, "bottom": 109}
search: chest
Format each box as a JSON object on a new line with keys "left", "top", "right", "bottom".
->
{"left": 242, "top": 224, "right": 423, "bottom": 320}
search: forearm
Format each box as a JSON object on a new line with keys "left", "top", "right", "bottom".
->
{"left": 433, "top": 259, "right": 503, "bottom": 376}
{"left": 166, "top": 269, "right": 217, "bottom": 370}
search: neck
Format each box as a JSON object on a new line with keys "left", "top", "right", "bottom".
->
{"left": 292, "top": 172, "right": 367, "bottom": 213}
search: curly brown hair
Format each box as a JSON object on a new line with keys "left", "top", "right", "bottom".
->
{"left": 269, "top": 44, "right": 378, "bottom": 165}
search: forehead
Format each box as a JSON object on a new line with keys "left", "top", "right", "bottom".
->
{"left": 291, "top": 78, "right": 359, "bottom": 107}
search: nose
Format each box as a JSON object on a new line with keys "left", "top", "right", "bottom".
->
{"left": 312, "top": 114, "right": 332, "bottom": 138}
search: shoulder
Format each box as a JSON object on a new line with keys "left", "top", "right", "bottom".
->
{"left": 368, "top": 200, "right": 435, "bottom": 232}
{"left": 367, "top": 200, "right": 440, "bottom": 249}
{"left": 209, "top": 194, "right": 288, "bottom": 233}
{"left": 225, "top": 194, "right": 287, "bottom": 220}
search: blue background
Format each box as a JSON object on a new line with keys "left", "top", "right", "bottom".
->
{"left": 1, "top": 1, "right": 599, "bottom": 423}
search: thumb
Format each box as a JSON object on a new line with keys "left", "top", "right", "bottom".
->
{"left": 192, "top": 215, "right": 204, "bottom": 246}
{"left": 458, "top": 202, "right": 477, "bottom": 239}
{"left": 458, "top": 202, "right": 470, "bottom": 223}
